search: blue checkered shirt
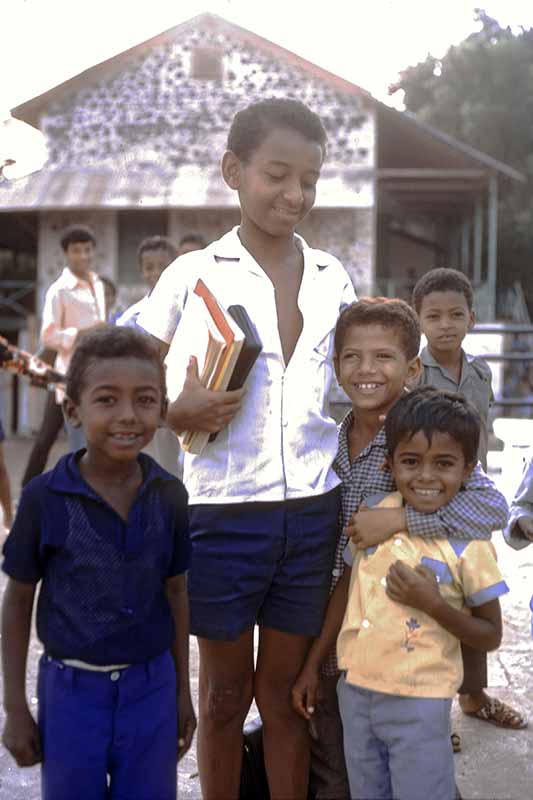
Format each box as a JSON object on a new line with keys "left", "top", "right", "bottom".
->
{"left": 322, "top": 411, "right": 509, "bottom": 675}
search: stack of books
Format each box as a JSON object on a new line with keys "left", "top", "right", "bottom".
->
{"left": 165, "top": 279, "right": 261, "bottom": 455}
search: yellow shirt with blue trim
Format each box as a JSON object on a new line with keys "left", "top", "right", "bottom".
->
{"left": 337, "top": 492, "right": 509, "bottom": 698}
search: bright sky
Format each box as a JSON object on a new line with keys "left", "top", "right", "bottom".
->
{"left": 1, "top": 0, "right": 533, "bottom": 177}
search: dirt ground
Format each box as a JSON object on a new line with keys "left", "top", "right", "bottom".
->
{"left": 0, "top": 436, "right": 531, "bottom": 799}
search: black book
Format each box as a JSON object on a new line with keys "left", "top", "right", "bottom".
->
{"left": 208, "top": 304, "right": 262, "bottom": 442}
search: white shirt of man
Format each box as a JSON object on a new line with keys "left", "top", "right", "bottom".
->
{"left": 41, "top": 267, "right": 106, "bottom": 401}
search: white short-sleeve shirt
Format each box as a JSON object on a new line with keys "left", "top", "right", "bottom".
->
{"left": 138, "top": 227, "right": 356, "bottom": 504}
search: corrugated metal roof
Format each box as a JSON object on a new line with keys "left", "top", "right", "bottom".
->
{"left": 0, "top": 164, "right": 374, "bottom": 210}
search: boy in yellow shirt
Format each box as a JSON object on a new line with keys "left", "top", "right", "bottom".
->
{"left": 294, "top": 387, "right": 508, "bottom": 800}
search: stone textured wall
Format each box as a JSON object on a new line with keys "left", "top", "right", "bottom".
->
{"left": 40, "top": 24, "right": 374, "bottom": 176}
{"left": 34, "top": 18, "right": 378, "bottom": 305}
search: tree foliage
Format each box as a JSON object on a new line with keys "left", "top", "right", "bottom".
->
{"left": 390, "top": 9, "right": 533, "bottom": 311}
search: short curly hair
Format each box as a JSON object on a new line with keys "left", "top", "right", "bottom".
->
{"left": 60, "top": 224, "right": 96, "bottom": 252}
{"left": 227, "top": 98, "right": 327, "bottom": 163}
{"left": 385, "top": 385, "right": 481, "bottom": 466}
{"left": 137, "top": 236, "right": 178, "bottom": 266}
{"left": 66, "top": 325, "right": 166, "bottom": 405}
{"left": 334, "top": 297, "right": 421, "bottom": 361}
{"left": 411, "top": 268, "right": 474, "bottom": 313}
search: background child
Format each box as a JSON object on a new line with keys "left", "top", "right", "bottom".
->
{"left": 307, "top": 298, "right": 509, "bottom": 799}
{"left": 504, "top": 456, "right": 533, "bottom": 640}
{"left": 295, "top": 387, "right": 509, "bottom": 800}
{"left": 138, "top": 98, "right": 356, "bottom": 800}
{"left": 412, "top": 268, "right": 526, "bottom": 737}
{"left": 1, "top": 326, "right": 194, "bottom": 800}
{"left": 116, "top": 236, "right": 178, "bottom": 329}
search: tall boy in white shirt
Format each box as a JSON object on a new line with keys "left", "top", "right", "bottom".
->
{"left": 139, "top": 98, "right": 356, "bottom": 800}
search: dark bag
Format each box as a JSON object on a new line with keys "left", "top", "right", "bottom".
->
{"left": 239, "top": 716, "right": 270, "bottom": 800}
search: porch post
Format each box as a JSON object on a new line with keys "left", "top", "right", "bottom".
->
{"left": 473, "top": 194, "right": 483, "bottom": 286}
{"left": 487, "top": 175, "right": 498, "bottom": 320}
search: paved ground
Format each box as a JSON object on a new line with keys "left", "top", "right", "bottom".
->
{"left": 0, "top": 436, "right": 531, "bottom": 799}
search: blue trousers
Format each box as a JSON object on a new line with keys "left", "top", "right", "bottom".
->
{"left": 38, "top": 651, "right": 178, "bottom": 800}
{"left": 337, "top": 674, "right": 455, "bottom": 800}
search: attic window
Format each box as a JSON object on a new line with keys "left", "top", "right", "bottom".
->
{"left": 190, "top": 46, "right": 224, "bottom": 81}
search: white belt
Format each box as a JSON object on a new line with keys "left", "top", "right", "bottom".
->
{"left": 61, "top": 658, "right": 130, "bottom": 672}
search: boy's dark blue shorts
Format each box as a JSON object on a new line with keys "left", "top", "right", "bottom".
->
{"left": 0, "top": 418, "right": 5, "bottom": 443}
{"left": 188, "top": 488, "right": 341, "bottom": 641}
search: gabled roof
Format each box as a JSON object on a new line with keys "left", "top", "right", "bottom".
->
{"left": 12, "top": 12, "right": 370, "bottom": 128}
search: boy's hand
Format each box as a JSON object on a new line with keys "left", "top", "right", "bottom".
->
{"left": 347, "top": 506, "right": 406, "bottom": 550}
{"left": 167, "top": 357, "right": 245, "bottom": 434}
{"left": 385, "top": 561, "right": 441, "bottom": 613}
{"left": 177, "top": 690, "right": 197, "bottom": 760}
{"left": 2, "top": 707, "right": 42, "bottom": 767}
{"left": 291, "top": 663, "right": 321, "bottom": 721}
{"left": 517, "top": 516, "right": 533, "bottom": 541}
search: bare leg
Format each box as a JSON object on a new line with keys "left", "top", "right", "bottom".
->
{"left": 197, "top": 628, "right": 255, "bottom": 800}
{"left": 255, "top": 627, "right": 313, "bottom": 800}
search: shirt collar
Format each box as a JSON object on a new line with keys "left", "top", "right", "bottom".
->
{"left": 47, "top": 451, "right": 178, "bottom": 500}
{"left": 334, "top": 409, "right": 388, "bottom": 479}
{"left": 61, "top": 266, "right": 99, "bottom": 290}
{"left": 420, "top": 345, "right": 474, "bottom": 369}
{"left": 210, "top": 226, "right": 332, "bottom": 273}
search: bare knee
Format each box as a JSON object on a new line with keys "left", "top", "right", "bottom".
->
{"left": 201, "top": 679, "right": 253, "bottom": 729}
{"left": 255, "top": 676, "right": 296, "bottom": 726}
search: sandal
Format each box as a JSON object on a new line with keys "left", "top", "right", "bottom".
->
{"left": 450, "top": 732, "right": 461, "bottom": 753}
{"left": 463, "top": 697, "right": 528, "bottom": 729}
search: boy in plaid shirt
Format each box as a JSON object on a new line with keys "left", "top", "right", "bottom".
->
{"left": 299, "top": 298, "right": 509, "bottom": 800}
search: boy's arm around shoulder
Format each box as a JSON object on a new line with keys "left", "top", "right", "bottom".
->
{"left": 504, "top": 458, "right": 533, "bottom": 550}
{"left": 292, "top": 565, "right": 351, "bottom": 720}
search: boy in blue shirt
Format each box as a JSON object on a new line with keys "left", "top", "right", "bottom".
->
{"left": 1, "top": 326, "right": 194, "bottom": 800}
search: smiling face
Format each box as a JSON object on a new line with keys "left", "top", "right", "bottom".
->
{"left": 334, "top": 324, "right": 420, "bottom": 417}
{"left": 64, "top": 357, "right": 164, "bottom": 465}
{"left": 418, "top": 290, "right": 474, "bottom": 358}
{"left": 140, "top": 248, "right": 172, "bottom": 291}
{"left": 222, "top": 127, "right": 323, "bottom": 239}
{"left": 390, "top": 430, "right": 473, "bottom": 513}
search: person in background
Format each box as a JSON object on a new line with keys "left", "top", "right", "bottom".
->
{"left": 116, "top": 237, "right": 178, "bottom": 330}
{"left": 1, "top": 326, "right": 195, "bottom": 800}
{"left": 116, "top": 236, "right": 182, "bottom": 477}
{"left": 177, "top": 233, "right": 206, "bottom": 256}
{"left": 99, "top": 275, "right": 120, "bottom": 324}
{"left": 504, "top": 456, "right": 533, "bottom": 644}
{"left": 21, "top": 225, "right": 106, "bottom": 484}
{"left": 412, "top": 267, "right": 527, "bottom": 743}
